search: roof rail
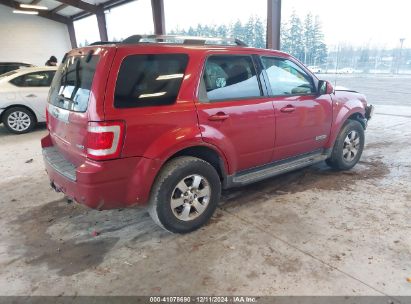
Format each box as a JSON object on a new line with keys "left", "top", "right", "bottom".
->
{"left": 121, "top": 35, "right": 248, "bottom": 46}
{"left": 88, "top": 41, "right": 116, "bottom": 46}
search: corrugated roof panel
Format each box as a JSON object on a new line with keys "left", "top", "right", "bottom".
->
{"left": 57, "top": 6, "right": 83, "bottom": 16}
{"left": 37, "top": 0, "right": 63, "bottom": 10}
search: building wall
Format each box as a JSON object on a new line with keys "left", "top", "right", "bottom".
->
{"left": 0, "top": 4, "right": 71, "bottom": 66}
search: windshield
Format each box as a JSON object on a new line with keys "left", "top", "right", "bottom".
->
{"left": 48, "top": 54, "right": 99, "bottom": 112}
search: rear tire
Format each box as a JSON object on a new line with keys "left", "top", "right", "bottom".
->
{"left": 326, "top": 119, "right": 364, "bottom": 170}
{"left": 3, "top": 107, "right": 36, "bottom": 134}
{"left": 148, "top": 156, "right": 221, "bottom": 234}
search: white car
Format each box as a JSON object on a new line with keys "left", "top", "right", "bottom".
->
{"left": 337, "top": 67, "right": 354, "bottom": 74}
{"left": 307, "top": 66, "right": 322, "bottom": 74}
{"left": 0, "top": 67, "right": 56, "bottom": 134}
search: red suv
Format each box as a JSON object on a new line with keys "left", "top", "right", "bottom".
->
{"left": 42, "top": 35, "right": 373, "bottom": 233}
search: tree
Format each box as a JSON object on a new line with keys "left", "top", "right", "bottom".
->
{"left": 312, "top": 16, "right": 327, "bottom": 64}
{"left": 303, "top": 13, "right": 314, "bottom": 65}
{"left": 164, "top": 13, "right": 328, "bottom": 53}
{"left": 244, "top": 16, "right": 255, "bottom": 46}
{"left": 231, "top": 20, "right": 246, "bottom": 43}
{"left": 216, "top": 24, "right": 229, "bottom": 38}
{"left": 301, "top": 13, "right": 328, "bottom": 65}
{"left": 281, "top": 11, "right": 304, "bottom": 61}
{"left": 254, "top": 16, "right": 266, "bottom": 48}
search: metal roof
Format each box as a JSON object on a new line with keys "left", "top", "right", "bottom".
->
{"left": 0, "top": 0, "right": 133, "bottom": 22}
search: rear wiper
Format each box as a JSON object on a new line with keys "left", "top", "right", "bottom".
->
{"left": 58, "top": 93, "right": 79, "bottom": 105}
{"left": 57, "top": 94, "right": 69, "bottom": 101}
{"left": 70, "top": 59, "right": 81, "bottom": 101}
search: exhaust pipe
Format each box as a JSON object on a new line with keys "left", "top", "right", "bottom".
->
{"left": 50, "top": 181, "right": 60, "bottom": 193}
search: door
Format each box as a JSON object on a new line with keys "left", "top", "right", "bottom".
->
{"left": 12, "top": 70, "right": 56, "bottom": 120}
{"left": 196, "top": 54, "right": 275, "bottom": 173}
{"left": 260, "top": 56, "right": 333, "bottom": 161}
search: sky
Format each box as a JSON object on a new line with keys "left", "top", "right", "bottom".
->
{"left": 74, "top": 0, "right": 411, "bottom": 49}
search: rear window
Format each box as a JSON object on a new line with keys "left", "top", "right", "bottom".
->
{"left": 48, "top": 55, "right": 99, "bottom": 112}
{"left": 114, "top": 54, "right": 188, "bottom": 108}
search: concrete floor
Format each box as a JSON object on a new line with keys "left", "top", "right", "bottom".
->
{"left": 0, "top": 75, "right": 410, "bottom": 296}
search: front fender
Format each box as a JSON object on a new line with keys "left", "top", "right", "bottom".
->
{"left": 326, "top": 93, "right": 366, "bottom": 149}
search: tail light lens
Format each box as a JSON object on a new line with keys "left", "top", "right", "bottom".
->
{"left": 86, "top": 121, "right": 125, "bottom": 160}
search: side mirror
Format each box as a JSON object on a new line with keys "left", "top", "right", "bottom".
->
{"left": 318, "top": 80, "right": 334, "bottom": 95}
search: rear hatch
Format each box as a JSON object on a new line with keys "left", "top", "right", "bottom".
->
{"left": 47, "top": 46, "right": 115, "bottom": 166}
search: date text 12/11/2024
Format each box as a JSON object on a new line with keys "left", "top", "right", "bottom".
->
{"left": 149, "top": 296, "right": 258, "bottom": 303}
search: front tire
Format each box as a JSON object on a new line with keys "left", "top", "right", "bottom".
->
{"left": 326, "top": 119, "right": 365, "bottom": 170}
{"left": 148, "top": 156, "right": 221, "bottom": 234}
{"left": 3, "top": 107, "right": 36, "bottom": 134}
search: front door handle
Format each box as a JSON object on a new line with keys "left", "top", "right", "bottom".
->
{"left": 26, "top": 94, "right": 37, "bottom": 98}
{"left": 280, "top": 105, "right": 295, "bottom": 113}
{"left": 208, "top": 112, "right": 229, "bottom": 121}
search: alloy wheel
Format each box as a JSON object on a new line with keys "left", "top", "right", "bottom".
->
{"left": 343, "top": 130, "right": 360, "bottom": 162}
{"left": 7, "top": 111, "right": 31, "bottom": 132}
{"left": 170, "top": 174, "right": 211, "bottom": 221}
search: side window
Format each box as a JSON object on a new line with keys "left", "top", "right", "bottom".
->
{"left": 114, "top": 54, "right": 188, "bottom": 108}
{"left": 44, "top": 71, "right": 56, "bottom": 86}
{"left": 261, "top": 57, "right": 315, "bottom": 96}
{"left": 10, "top": 71, "right": 55, "bottom": 87}
{"left": 199, "top": 55, "right": 261, "bottom": 102}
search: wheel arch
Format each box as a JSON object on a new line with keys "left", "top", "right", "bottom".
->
{"left": 347, "top": 112, "right": 367, "bottom": 129}
{"left": 164, "top": 145, "right": 229, "bottom": 185}
{"left": 326, "top": 108, "right": 366, "bottom": 149}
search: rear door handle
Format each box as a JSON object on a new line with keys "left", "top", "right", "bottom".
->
{"left": 26, "top": 94, "right": 37, "bottom": 98}
{"left": 208, "top": 112, "right": 229, "bottom": 121}
{"left": 280, "top": 105, "right": 295, "bottom": 113}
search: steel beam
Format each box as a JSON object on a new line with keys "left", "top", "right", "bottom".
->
{"left": 67, "top": 20, "right": 77, "bottom": 48}
{"left": 151, "top": 0, "right": 165, "bottom": 35}
{"left": 96, "top": 6, "right": 108, "bottom": 41}
{"left": 54, "top": 0, "right": 99, "bottom": 14}
{"left": 50, "top": 4, "right": 68, "bottom": 13}
{"left": 267, "top": 0, "right": 281, "bottom": 50}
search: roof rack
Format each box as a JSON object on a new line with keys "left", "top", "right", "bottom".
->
{"left": 88, "top": 41, "right": 116, "bottom": 46}
{"left": 120, "top": 35, "right": 248, "bottom": 46}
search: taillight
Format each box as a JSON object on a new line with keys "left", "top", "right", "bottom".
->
{"left": 86, "top": 121, "right": 125, "bottom": 160}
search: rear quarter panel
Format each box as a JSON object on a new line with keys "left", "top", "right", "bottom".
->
{"left": 103, "top": 46, "right": 205, "bottom": 161}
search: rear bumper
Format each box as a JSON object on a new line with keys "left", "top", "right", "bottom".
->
{"left": 42, "top": 137, "right": 160, "bottom": 210}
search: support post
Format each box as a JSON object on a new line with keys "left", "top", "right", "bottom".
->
{"left": 267, "top": 0, "right": 281, "bottom": 50}
{"left": 151, "top": 0, "right": 165, "bottom": 35}
{"left": 96, "top": 6, "right": 108, "bottom": 41}
{"left": 67, "top": 21, "right": 77, "bottom": 48}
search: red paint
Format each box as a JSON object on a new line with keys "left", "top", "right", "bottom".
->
{"left": 271, "top": 94, "right": 333, "bottom": 161}
{"left": 42, "top": 44, "right": 370, "bottom": 209}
